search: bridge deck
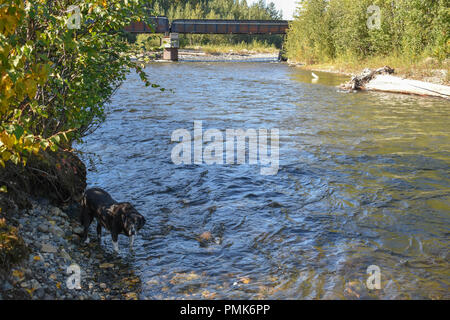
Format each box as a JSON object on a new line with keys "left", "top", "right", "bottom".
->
{"left": 171, "top": 19, "right": 289, "bottom": 34}
{"left": 124, "top": 17, "right": 289, "bottom": 35}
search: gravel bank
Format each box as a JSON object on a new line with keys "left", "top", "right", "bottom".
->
{"left": 178, "top": 49, "right": 279, "bottom": 62}
{"left": 0, "top": 199, "right": 141, "bottom": 300}
{"left": 132, "top": 49, "right": 280, "bottom": 63}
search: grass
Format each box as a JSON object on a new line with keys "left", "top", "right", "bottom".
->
{"left": 183, "top": 40, "right": 279, "bottom": 55}
{"left": 292, "top": 55, "right": 450, "bottom": 85}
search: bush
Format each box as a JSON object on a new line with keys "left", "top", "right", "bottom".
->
{"left": 135, "top": 34, "right": 162, "bottom": 52}
{"left": 285, "top": 0, "right": 449, "bottom": 64}
{"left": 0, "top": 0, "right": 156, "bottom": 172}
{"left": 0, "top": 0, "right": 159, "bottom": 198}
{"left": 0, "top": 218, "right": 29, "bottom": 271}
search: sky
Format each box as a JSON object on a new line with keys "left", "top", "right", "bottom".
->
{"left": 249, "top": 0, "right": 298, "bottom": 20}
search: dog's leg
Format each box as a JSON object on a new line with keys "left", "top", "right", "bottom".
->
{"left": 79, "top": 197, "right": 90, "bottom": 243}
{"left": 96, "top": 223, "right": 102, "bottom": 243}
{"left": 111, "top": 233, "right": 119, "bottom": 253}
{"left": 81, "top": 215, "right": 91, "bottom": 244}
{"left": 129, "top": 235, "right": 135, "bottom": 251}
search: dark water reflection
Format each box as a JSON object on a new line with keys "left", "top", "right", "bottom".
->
{"left": 79, "top": 62, "right": 450, "bottom": 299}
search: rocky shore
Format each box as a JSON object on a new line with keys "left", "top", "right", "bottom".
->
{"left": 0, "top": 198, "right": 141, "bottom": 300}
{"left": 178, "top": 49, "right": 279, "bottom": 62}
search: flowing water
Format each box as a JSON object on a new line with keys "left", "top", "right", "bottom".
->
{"left": 80, "top": 61, "right": 450, "bottom": 299}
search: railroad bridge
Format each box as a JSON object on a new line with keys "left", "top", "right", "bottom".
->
{"left": 124, "top": 17, "right": 290, "bottom": 61}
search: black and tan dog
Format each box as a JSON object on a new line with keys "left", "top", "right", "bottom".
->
{"left": 79, "top": 188, "right": 146, "bottom": 253}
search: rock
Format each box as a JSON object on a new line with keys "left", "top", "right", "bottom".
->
{"left": 91, "top": 293, "right": 101, "bottom": 300}
{"left": 40, "top": 234, "right": 50, "bottom": 241}
{"left": 50, "top": 225, "right": 65, "bottom": 237}
{"left": 72, "top": 226, "right": 84, "bottom": 234}
{"left": 60, "top": 249, "right": 71, "bottom": 261}
{"left": 199, "top": 231, "right": 212, "bottom": 241}
{"left": 30, "top": 279, "right": 41, "bottom": 290}
{"left": 100, "top": 283, "right": 107, "bottom": 289}
{"left": 38, "top": 224, "right": 49, "bottom": 233}
{"left": 41, "top": 243, "right": 58, "bottom": 253}
{"left": 2, "top": 281, "right": 13, "bottom": 291}
{"left": 35, "top": 288, "right": 45, "bottom": 299}
{"left": 99, "top": 263, "right": 114, "bottom": 269}
{"left": 50, "top": 207, "right": 63, "bottom": 217}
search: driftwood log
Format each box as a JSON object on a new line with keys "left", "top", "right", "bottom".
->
{"left": 341, "top": 66, "right": 450, "bottom": 99}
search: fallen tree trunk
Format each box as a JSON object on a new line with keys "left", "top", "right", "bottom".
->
{"left": 341, "top": 66, "right": 450, "bottom": 99}
{"left": 364, "top": 75, "right": 450, "bottom": 99}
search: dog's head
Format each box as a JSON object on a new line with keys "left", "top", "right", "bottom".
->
{"left": 113, "top": 202, "right": 146, "bottom": 236}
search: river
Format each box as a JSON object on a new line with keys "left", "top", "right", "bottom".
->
{"left": 80, "top": 61, "right": 450, "bottom": 299}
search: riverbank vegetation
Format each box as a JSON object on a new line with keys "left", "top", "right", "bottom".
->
{"left": 185, "top": 40, "right": 279, "bottom": 54}
{"left": 285, "top": 0, "right": 449, "bottom": 83}
{"left": 0, "top": 0, "right": 155, "bottom": 269}
{"left": 135, "top": 0, "right": 284, "bottom": 51}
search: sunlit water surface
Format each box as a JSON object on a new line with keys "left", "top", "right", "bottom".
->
{"left": 79, "top": 62, "right": 450, "bottom": 299}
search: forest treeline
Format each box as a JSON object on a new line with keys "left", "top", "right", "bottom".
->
{"left": 152, "top": 0, "right": 281, "bottom": 20}
{"left": 285, "top": 0, "right": 449, "bottom": 65}
{"left": 144, "top": 0, "right": 284, "bottom": 48}
{"left": 0, "top": 1, "right": 157, "bottom": 218}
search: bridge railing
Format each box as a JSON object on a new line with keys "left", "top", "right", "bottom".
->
{"left": 124, "top": 17, "right": 289, "bottom": 35}
{"left": 171, "top": 19, "right": 289, "bottom": 34}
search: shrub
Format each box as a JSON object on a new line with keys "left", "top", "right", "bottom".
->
{"left": 0, "top": 218, "right": 29, "bottom": 271}
{"left": 0, "top": 0, "right": 157, "bottom": 173}
{"left": 285, "top": 0, "right": 449, "bottom": 64}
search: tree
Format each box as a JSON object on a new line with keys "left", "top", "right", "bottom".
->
{"left": 0, "top": 0, "right": 156, "bottom": 169}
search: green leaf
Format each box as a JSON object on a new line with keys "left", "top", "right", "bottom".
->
{"left": 13, "top": 125, "right": 24, "bottom": 140}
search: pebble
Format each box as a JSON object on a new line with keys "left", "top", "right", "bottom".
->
{"left": 41, "top": 243, "right": 58, "bottom": 253}
{"left": 38, "top": 224, "right": 49, "bottom": 233}
{"left": 72, "top": 226, "right": 84, "bottom": 234}
{"left": 35, "top": 288, "right": 45, "bottom": 299}
{"left": 3, "top": 281, "right": 13, "bottom": 291}
{"left": 30, "top": 279, "right": 41, "bottom": 290}
{"left": 60, "top": 249, "right": 71, "bottom": 261}
{"left": 3, "top": 198, "right": 142, "bottom": 300}
{"left": 50, "top": 225, "right": 65, "bottom": 237}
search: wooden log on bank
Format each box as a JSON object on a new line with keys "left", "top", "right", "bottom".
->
{"left": 341, "top": 66, "right": 450, "bottom": 100}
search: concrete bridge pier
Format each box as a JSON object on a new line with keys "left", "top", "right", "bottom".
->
{"left": 162, "top": 33, "right": 179, "bottom": 61}
{"left": 163, "top": 48, "right": 178, "bottom": 61}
